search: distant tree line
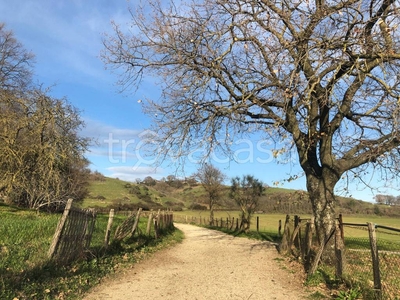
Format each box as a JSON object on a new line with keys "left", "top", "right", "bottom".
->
{"left": 374, "top": 194, "right": 400, "bottom": 206}
{"left": 138, "top": 175, "right": 198, "bottom": 188}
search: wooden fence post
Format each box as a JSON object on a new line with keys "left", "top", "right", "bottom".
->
{"left": 48, "top": 199, "right": 73, "bottom": 259}
{"left": 338, "top": 214, "right": 344, "bottom": 240}
{"left": 130, "top": 208, "right": 143, "bottom": 236}
{"left": 256, "top": 216, "right": 259, "bottom": 232}
{"left": 304, "top": 217, "right": 314, "bottom": 272}
{"left": 278, "top": 219, "right": 282, "bottom": 237}
{"left": 146, "top": 212, "right": 153, "bottom": 235}
{"left": 161, "top": 211, "right": 165, "bottom": 230}
{"left": 104, "top": 209, "right": 114, "bottom": 248}
{"left": 166, "top": 211, "right": 171, "bottom": 228}
{"left": 154, "top": 218, "right": 158, "bottom": 239}
{"left": 279, "top": 215, "right": 291, "bottom": 254}
{"left": 368, "top": 222, "right": 382, "bottom": 299}
{"left": 291, "top": 215, "right": 300, "bottom": 250}
{"left": 335, "top": 218, "right": 345, "bottom": 279}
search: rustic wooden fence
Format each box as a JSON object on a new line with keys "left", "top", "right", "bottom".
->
{"left": 105, "top": 208, "right": 174, "bottom": 247}
{"left": 173, "top": 214, "right": 273, "bottom": 233}
{"left": 49, "top": 200, "right": 174, "bottom": 264}
{"left": 279, "top": 214, "right": 400, "bottom": 300}
{"left": 48, "top": 199, "right": 96, "bottom": 264}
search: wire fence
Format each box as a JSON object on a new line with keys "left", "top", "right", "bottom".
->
{"left": 341, "top": 223, "right": 400, "bottom": 299}
{"left": 280, "top": 215, "right": 400, "bottom": 300}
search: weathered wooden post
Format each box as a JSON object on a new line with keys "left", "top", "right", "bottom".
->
{"left": 335, "top": 218, "right": 345, "bottom": 279}
{"left": 368, "top": 222, "right": 382, "bottom": 299}
{"left": 256, "top": 216, "right": 259, "bottom": 232}
{"left": 304, "top": 217, "right": 314, "bottom": 272}
{"left": 104, "top": 209, "right": 115, "bottom": 248}
{"left": 279, "top": 215, "right": 291, "bottom": 254}
{"left": 154, "top": 217, "right": 159, "bottom": 239}
{"left": 290, "top": 215, "right": 301, "bottom": 252}
{"left": 154, "top": 210, "right": 161, "bottom": 239}
{"left": 338, "top": 214, "right": 344, "bottom": 240}
{"left": 130, "top": 208, "right": 143, "bottom": 236}
{"left": 48, "top": 199, "right": 73, "bottom": 259}
{"left": 278, "top": 219, "right": 282, "bottom": 237}
{"left": 146, "top": 212, "right": 153, "bottom": 235}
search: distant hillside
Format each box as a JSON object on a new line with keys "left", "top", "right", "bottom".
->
{"left": 81, "top": 175, "right": 400, "bottom": 217}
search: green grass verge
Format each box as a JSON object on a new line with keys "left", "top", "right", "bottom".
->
{"left": 0, "top": 204, "right": 183, "bottom": 300}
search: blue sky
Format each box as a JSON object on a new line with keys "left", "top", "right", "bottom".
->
{"left": 0, "top": 0, "right": 396, "bottom": 202}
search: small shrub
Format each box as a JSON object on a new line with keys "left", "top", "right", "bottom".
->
{"left": 189, "top": 203, "right": 207, "bottom": 210}
{"left": 129, "top": 186, "right": 141, "bottom": 195}
{"left": 335, "top": 287, "right": 361, "bottom": 300}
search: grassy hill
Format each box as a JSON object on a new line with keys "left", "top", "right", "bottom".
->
{"left": 80, "top": 175, "right": 400, "bottom": 216}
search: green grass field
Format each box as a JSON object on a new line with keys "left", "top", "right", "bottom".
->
{"left": 0, "top": 203, "right": 181, "bottom": 299}
{"left": 82, "top": 177, "right": 138, "bottom": 208}
{"left": 174, "top": 210, "right": 400, "bottom": 232}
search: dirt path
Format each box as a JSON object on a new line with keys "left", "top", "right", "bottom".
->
{"left": 84, "top": 223, "right": 311, "bottom": 300}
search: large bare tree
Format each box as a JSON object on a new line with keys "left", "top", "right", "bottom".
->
{"left": 102, "top": 0, "right": 400, "bottom": 241}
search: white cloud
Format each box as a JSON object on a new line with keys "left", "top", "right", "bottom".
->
{"left": 81, "top": 118, "right": 141, "bottom": 139}
{"left": 107, "top": 166, "right": 164, "bottom": 182}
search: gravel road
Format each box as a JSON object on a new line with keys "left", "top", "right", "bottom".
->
{"left": 84, "top": 223, "right": 310, "bottom": 300}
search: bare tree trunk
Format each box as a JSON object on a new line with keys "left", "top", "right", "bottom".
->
{"left": 306, "top": 174, "right": 337, "bottom": 244}
{"left": 209, "top": 207, "right": 214, "bottom": 226}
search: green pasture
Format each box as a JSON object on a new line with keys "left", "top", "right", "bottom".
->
{"left": 0, "top": 204, "right": 179, "bottom": 299}
{"left": 175, "top": 210, "right": 296, "bottom": 232}
{"left": 82, "top": 177, "right": 137, "bottom": 208}
{"left": 0, "top": 203, "right": 59, "bottom": 274}
{"left": 174, "top": 210, "right": 400, "bottom": 244}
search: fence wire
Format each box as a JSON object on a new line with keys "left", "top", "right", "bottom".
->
{"left": 281, "top": 217, "right": 400, "bottom": 300}
{"left": 376, "top": 226, "right": 400, "bottom": 300}
{"left": 341, "top": 225, "right": 376, "bottom": 298}
{"left": 319, "top": 223, "right": 400, "bottom": 300}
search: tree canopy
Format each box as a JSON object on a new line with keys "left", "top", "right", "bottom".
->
{"left": 0, "top": 23, "right": 34, "bottom": 92}
{"left": 103, "top": 0, "right": 400, "bottom": 239}
{"left": 194, "top": 163, "right": 226, "bottom": 224}
{"left": 0, "top": 23, "right": 90, "bottom": 211}
{"left": 230, "top": 175, "right": 264, "bottom": 232}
